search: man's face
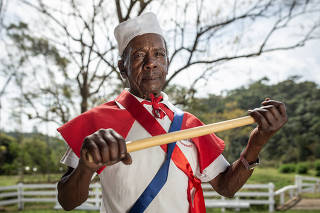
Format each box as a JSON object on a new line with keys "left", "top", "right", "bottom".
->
{"left": 119, "top": 33, "right": 168, "bottom": 100}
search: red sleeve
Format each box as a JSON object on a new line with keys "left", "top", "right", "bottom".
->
{"left": 57, "top": 109, "right": 97, "bottom": 157}
{"left": 182, "top": 112, "right": 225, "bottom": 173}
{"left": 57, "top": 101, "right": 135, "bottom": 174}
{"left": 57, "top": 101, "right": 135, "bottom": 155}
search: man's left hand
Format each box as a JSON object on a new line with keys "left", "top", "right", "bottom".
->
{"left": 248, "top": 99, "right": 287, "bottom": 146}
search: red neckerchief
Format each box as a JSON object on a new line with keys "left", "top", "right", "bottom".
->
{"left": 116, "top": 90, "right": 206, "bottom": 213}
{"left": 141, "top": 93, "right": 174, "bottom": 120}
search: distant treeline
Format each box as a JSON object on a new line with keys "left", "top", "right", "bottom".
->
{"left": 0, "top": 132, "right": 66, "bottom": 175}
{"left": 0, "top": 76, "right": 319, "bottom": 175}
{"left": 185, "top": 76, "right": 320, "bottom": 164}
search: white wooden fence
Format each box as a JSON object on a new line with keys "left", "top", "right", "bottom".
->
{"left": 0, "top": 175, "right": 319, "bottom": 212}
{"left": 202, "top": 182, "right": 275, "bottom": 212}
{"left": 0, "top": 183, "right": 57, "bottom": 210}
{"left": 0, "top": 182, "right": 102, "bottom": 211}
{"left": 274, "top": 175, "right": 320, "bottom": 206}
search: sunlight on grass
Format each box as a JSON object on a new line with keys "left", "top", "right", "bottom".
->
{"left": 248, "top": 167, "right": 296, "bottom": 189}
{"left": 0, "top": 174, "right": 63, "bottom": 186}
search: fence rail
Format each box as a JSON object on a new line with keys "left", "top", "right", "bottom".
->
{"left": 202, "top": 182, "right": 274, "bottom": 212}
{"left": 274, "top": 175, "right": 320, "bottom": 207}
{"left": 0, "top": 175, "right": 319, "bottom": 212}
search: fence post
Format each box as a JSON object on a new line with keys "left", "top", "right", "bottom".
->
{"left": 221, "top": 196, "right": 225, "bottom": 213}
{"left": 268, "top": 182, "right": 274, "bottom": 212}
{"left": 289, "top": 188, "right": 293, "bottom": 199}
{"left": 17, "top": 183, "right": 24, "bottom": 210}
{"left": 94, "top": 183, "right": 100, "bottom": 208}
{"left": 295, "top": 175, "right": 302, "bottom": 194}
{"left": 280, "top": 192, "right": 284, "bottom": 206}
{"left": 235, "top": 196, "right": 240, "bottom": 212}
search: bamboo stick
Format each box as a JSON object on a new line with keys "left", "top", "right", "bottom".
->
{"left": 86, "top": 116, "right": 255, "bottom": 162}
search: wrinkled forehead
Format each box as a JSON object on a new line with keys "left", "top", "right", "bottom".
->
{"left": 122, "top": 33, "right": 166, "bottom": 59}
{"left": 128, "top": 33, "right": 166, "bottom": 50}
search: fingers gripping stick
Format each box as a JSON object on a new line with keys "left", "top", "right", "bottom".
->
{"left": 85, "top": 116, "right": 255, "bottom": 163}
{"left": 86, "top": 151, "right": 94, "bottom": 163}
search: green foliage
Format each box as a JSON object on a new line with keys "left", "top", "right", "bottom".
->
{"left": 182, "top": 76, "right": 320, "bottom": 164}
{"left": 0, "top": 133, "right": 20, "bottom": 175}
{"left": 315, "top": 160, "right": 320, "bottom": 171}
{"left": 6, "top": 22, "right": 70, "bottom": 70}
{"left": 0, "top": 132, "right": 67, "bottom": 175}
{"left": 296, "top": 163, "right": 309, "bottom": 174}
{"left": 315, "top": 160, "right": 320, "bottom": 177}
{"left": 279, "top": 163, "right": 296, "bottom": 173}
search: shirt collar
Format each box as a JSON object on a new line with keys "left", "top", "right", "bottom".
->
{"left": 116, "top": 88, "right": 176, "bottom": 113}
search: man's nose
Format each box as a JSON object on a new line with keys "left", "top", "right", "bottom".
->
{"left": 144, "top": 56, "right": 157, "bottom": 70}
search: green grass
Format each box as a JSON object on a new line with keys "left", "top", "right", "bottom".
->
{"left": 0, "top": 173, "right": 63, "bottom": 186}
{"left": 301, "top": 192, "right": 320, "bottom": 199}
{"left": 3, "top": 209, "right": 98, "bottom": 213}
{"left": 206, "top": 210, "right": 320, "bottom": 213}
{"left": 4, "top": 211, "right": 320, "bottom": 213}
{"left": 1, "top": 167, "right": 318, "bottom": 188}
{"left": 0, "top": 203, "right": 99, "bottom": 213}
{"left": 1, "top": 168, "right": 320, "bottom": 212}
{"left": 248, "top": 167, "right": 296, "bottom": 190}
{"left": 2, "top": 204, "right": 319, "bottom": 213}
{"left": 3, "top": 208, "right": 320, "bottom": 213}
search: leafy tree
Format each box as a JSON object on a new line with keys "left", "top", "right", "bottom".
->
{"left": 0, "top": 132, "right": 66, "bottom": 175}
{"left": 0, "top": 0, "right": 319, "bottom": 127}
{"left": 185, "top": 77, "right": 320, "bottom": 163}
{"left": 0, "top": 133, "right": 20, "bottom": 175}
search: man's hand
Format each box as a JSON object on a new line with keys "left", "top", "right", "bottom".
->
{"left": 79, "top": 128, "right": 132, "bottom": 172}
{"left": 248, "top": 99, "right": 287, "bottom": 146}
{"left": 210, "top": 99, "right": 287, "bottom": 197}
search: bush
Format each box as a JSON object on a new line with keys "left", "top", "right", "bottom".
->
{"left": 279, "top": 163, "right": 296, "bottom": 173}
{"left": 315, "top": 160, "right": 320, "bottom": 171}
{"left": 296, "top": 163, "right": 308, "bottom": 174}
{"left": 316, "top": 170, "right": 320, "bottom": 177}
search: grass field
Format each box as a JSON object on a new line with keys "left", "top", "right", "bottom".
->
{"left": 2, "top": 203, "right": 320, "bottom": 213}
{"left": 247, "top": 167, "right": 296, "bottom": 189}
{"left": 5, "top": 210, "right": 320, "bottom": 213}
{"left": 1, "top": 167, "right": 318, "bottom": 190}
{"left": 1, "top": 167, "right": 319, "bottom": 212}
{"left": 3, "top": 207, "right": 320, "bottom": 213}
{"left": 0, "top": 173, "right": 63, "bottom": 186}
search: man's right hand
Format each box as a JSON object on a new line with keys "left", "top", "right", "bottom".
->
{"left": 79, "top": 128, "right": 132, "bottom": 172}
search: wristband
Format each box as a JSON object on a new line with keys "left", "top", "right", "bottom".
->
{"left": 240, "top": 155, "right": 260, "bottom": 170}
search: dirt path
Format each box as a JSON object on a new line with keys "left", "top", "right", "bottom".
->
{"left": 291, "top": 198, "right": 320, "bottom": 210}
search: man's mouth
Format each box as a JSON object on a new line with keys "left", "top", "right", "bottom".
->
{"left": 142, "top": 76, "right": 161, "bottom": 81}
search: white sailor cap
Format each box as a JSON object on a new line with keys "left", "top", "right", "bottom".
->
{"left": 114, "top": 12, "right": 164, "bottom": 56}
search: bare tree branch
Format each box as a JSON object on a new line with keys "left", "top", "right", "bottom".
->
{"left": 1, "top": 0, "right": 319, "bottom": 125}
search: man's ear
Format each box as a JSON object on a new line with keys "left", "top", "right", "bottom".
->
{"left": 118, "top": 59, "right": 127, "bottom": 79}
{"left": 166, "top": 56, "right": 169, "bottom": 73}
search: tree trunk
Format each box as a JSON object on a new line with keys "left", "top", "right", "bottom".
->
{"left": 80, "top": 86, "right": 89, "bottom": 113}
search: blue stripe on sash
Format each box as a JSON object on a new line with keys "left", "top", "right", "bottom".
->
{"left": 129, "top": 109, "right": 184, "bottom": 213}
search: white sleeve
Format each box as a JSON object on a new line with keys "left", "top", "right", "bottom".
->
{"left": 60, "top": 146, "right": 79, "bottom": 169}
{"left": 195, "top": 154, "right": 230, "bottom": 182}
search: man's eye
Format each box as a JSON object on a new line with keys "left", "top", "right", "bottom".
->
{"left": 155, "top": 51, "right": 165, "bottom": 57}
{"left": 134, "top": 52, "right": 145, "bottom": 58}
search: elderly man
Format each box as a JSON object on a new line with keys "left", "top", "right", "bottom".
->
{"left": 57, "top": 13, "right": 287, "bottom": 213}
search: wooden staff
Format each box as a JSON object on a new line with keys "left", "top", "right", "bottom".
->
{"left": 87, "top": 116, "right": 255, "bottom": 162}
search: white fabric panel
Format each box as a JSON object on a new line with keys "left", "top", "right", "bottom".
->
{"left": 59, "top": 90, "right": 230, "bottom": 213}
{"left": 60, "top": 147, "right": 79, "bottom": 169}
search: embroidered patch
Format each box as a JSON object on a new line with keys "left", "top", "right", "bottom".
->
{"left": 179, "top": 141, "right": 193, "bottom": 148}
